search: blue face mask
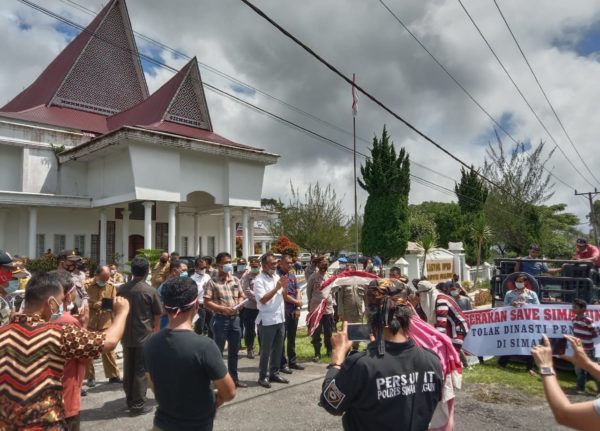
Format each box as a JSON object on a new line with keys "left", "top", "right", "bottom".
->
{"left": 222, "top": 264, "right": 233, "bottom": 273}
{"left": 180, "top": 271, "right": 189, "bottom": 278}
{"left": 49, "top": 297, "right": 63, "bottom": 321}
{"left": 237, "top": 265, "right": 246, "bottom": 272}
{"left": 96, "top": 280, "right": 106, "bottom": 287}
{"left": 5, "top": 279, "right": 19, "bottom": 294}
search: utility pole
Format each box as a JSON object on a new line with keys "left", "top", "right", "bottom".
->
{"left": 575, "top": 188, "right": 600, "bottom": 246}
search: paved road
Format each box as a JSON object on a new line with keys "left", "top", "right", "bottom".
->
{"left": 81, "top": 351, "right": 573, "bottom": 431}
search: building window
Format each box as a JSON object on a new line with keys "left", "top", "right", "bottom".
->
{"left": 91, "top": 234, "right": 99, "bottom": 262}
{"left": 36, "top": 234, "right": 45, "bottom": 257}
{"left": 54, "top": 234, "right": 66, "bottom": 254}
{"left": 74, "top": 235, "right": 85, "bottom": 256}
{"left": 107, "top": 221, "right": 116, "bottom": 262}
{"left": 156, "top": 222, "right": 168, "bottom": 251}
{"left": 182, "top": 236, "right": 189, "bottom": 256}
{"left": 207, "top": 236, "right": 215, "bottom": 257}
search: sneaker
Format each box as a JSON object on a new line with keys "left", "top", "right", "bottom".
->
{"left": 86, "top": 379, "right": 96, "bottom": 388}
{"left": 80, "top": 388, "right": 88, "bottom": 397}
{"left": 576, "top": 390, "right": 587, "bottom": 395}
{"left": 312, "top": 356, "right": 321, "bottom": 363}
{"left": 247, "top": 349, "right": 255, "bottom": 359}
{"left": 129, "top": 405, "right": 152, "bottom": 417}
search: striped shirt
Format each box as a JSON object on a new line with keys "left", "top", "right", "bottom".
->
{"left": 434, "top": 294, "right": 469, "bottom": 344}
{"left": 572, "top": 314, "right": 597, "bottom": 351}
{"left": 0, "top": 314, "right": 105, "bottom": 429}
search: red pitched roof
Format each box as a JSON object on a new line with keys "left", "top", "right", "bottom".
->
{"left": 1, "top": 0, "right": 148, "bottom": 116}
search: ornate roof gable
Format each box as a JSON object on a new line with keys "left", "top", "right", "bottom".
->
{"left": 1, "top": 0, "right": 148, "bottom": 116}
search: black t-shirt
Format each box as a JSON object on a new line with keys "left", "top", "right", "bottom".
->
{"left": 320, "top": 339, "right": 443, "bottom": 431}
{"left": 117, "top": 279, "right": 162, "bottom": 347}
{"left": 144, "top": 329, "right": 228, "bottom": 431}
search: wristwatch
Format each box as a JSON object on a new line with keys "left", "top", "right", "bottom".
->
{"left": 539, "top": 366, "right": 555, "bottom": 376}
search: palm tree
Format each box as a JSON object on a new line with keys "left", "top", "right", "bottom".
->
{"left": 470, "top": 216, "right": 492, "bottom": 287}
{"left": 417, "top": 232, "right": 437, "bottom": 278}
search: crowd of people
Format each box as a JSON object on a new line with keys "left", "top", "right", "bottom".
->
{"left": 0, "top": 238, "right": 599, "bottom": 430}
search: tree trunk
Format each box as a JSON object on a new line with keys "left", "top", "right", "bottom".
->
{"left": 474, "top": 239, "right": 482, "bottom": 287}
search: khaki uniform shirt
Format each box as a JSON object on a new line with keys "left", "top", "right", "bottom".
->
{"left": 151, "top": 262, "right": 170, "bottom": 288}
{"left": 336, "top": 285, "right": 365, "bottom": 323}
{"left": 87, "top": 280, "right": 116, "bottom": 331}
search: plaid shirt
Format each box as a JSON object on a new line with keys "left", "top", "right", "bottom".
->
{"left": 204, "top": 275, "right": 244, "bottom": 313}
{"left": 0, "top": 314, "right": 105, "bottom": 429}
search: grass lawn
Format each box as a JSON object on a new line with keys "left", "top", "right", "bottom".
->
{"left": 463, "top": 357, "right": 593, "bottom": 399}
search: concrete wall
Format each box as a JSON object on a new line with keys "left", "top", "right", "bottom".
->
{"left": 87, "top": 148, "right": 135, "bottom": 201}
{"left": 227, "top": 160, "right": 264, "bottom": 207}
{"left": 0, "top": 145, "right": 22, "bottom": 191}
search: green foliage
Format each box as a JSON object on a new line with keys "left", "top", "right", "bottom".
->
{"left": 411, "top": 201, "right": 462, "bottom": 248}
{"left": 455, "top": 166, "right": 490, "bottom": 264}
{"left": 538, "top": 204, "right": 583, "bottom": 258}
{"left": 134, "top": 249, "right": 163, "bottom": 267}
{"left": 416, "top": 230, "right": 437, "bottom": 277}
{"left": 345, "top": 214, "right": 363, "bottom": 254}
{"left": 359, "top": 126, "right": 410, "bottom": 261}
{"left": 271, "top": 182, "right": 347, "bottom": 254}
{"left": 408, "top": 206, "right": 437, "bottom": 242}
{"left": 24, "top": 254, "right": 57, "bottom": 274}
{"left": 470, "top": 215, "right": 493, "bottom": 286}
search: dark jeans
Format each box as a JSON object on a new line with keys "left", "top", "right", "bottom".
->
{"left": 312, "top": 314, "right": 334, "bottom": 357}
{"left": 281, "top": 312, "right": 299, "bottom": 367}
{"left": 64, "top": 414, "right": 80, "bottom": 431}
{"left": 243, "top": 308, "right": 259, "bottom": 350}
{"left": 212, "top": 314, "right": 241, "bottom": 381}
{"left": 122, "top": 346, "right": 147, "bottom": 409}
{"left": 194, "top": 305, "right": 213, "bottom": 338}
{"left": 258, "top": 322, "right": 285, "bottom": 380}
{"left": 575, "top": 350, "right": 600, "bottom": 391}
{"left": 239, "top": 308, "right": 246, "bottom": 343}
{"left": 498, "top": 355, "right": 534, "bottom": 371}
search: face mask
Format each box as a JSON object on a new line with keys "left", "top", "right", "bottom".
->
{"left": 49, "top": 297, "right": 63, "bottom": 321}
{"left": 339, "top": 264, "right": 346, "bottom": 270}
{"left": 65, "top": 265, "right": 76, "bottom": 273}
{"left": 450, "top": 290, "right": 460, "bottom": 297}
{"left": 5, "top": 279, "right": 19, "bottom": 294}
{"left": 515, "top": 282, "right": 525, "bottom": 290}
{"left": 267, "top": 268, "right": 275, "bottom": 276}
{"left": 251, "top": 267, "right": 260, "bottom": 274}
{"left": 96, "top": 280, "right": 106, "bottom": 287}
{"left": 66, "top": 303, "right": 75, "bottom": 312}
{"left": 197, "top": 269, "right": 206, "bottom": 275}
{"left": 237, "top": 265, "right": 246, "bottom": 272}
{"left": 222, "top": 264, "right": 233, "bottom": 273}
{"left": 180, "top": 271, "right": 189, "bottom": 278}
{"left": 160, "top": 258, "right": 168, "bottom": 263}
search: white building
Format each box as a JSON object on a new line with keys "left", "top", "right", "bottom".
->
{"left": 0, "top": 0, "right": 278, "bottom": 264}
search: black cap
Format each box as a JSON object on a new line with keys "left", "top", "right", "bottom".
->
{"left": 529, "top": 244, "right": 540, "bottom": 251}
{"left": 57, "top": 249, "right": 82, "bottom": 262}
{"left": 576, "top": 238, "right": 588, "bottom": 246}
{"left": 0, "top": 250, "right": 14, "bottom": 266}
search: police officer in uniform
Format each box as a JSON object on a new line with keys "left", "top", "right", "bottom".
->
{"left": 320, "top": 279, "right": 443, "bottom": 430}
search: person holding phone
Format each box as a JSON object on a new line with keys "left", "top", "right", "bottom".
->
{"left": 572, "top": 299, "right": 600, "bottom": 395}
{"left": 320, "top": 279, "right": 442, "bottom": 430}
{"left": 532, "top": 334, "right": 600, "bottom": 430}
{"left": 85, "top": 265, "right": 121, "bottom": 387}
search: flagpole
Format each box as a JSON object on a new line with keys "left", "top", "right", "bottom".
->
{"left": 352, "top": 74, "right": 359, "bottom": 267}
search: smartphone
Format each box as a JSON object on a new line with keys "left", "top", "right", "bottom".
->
{"left": 101, "top": 297, "right": 114, "bottom": 311}
{"left": 545, "top": 337, "right": 567, "bottom": 356}
{"left": 347, "top": 323, "right": 371, "bottom": 342}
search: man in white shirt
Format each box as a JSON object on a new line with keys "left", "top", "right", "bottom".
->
{"left": 191, "top": 257, "right": 212, "bottom": 336}
{"left": 253, "top": 252, "right": 289, "bottom": 388}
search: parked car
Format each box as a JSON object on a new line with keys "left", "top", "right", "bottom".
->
{"left": 299, "top": 252, "right": 311, "bottom": 267}
{"left": 345, "top": 254, "right": 368, "bottom": 265}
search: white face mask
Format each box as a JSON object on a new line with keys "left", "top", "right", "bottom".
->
{"left": 450, "top": 290, "right": 460, "bottom": 297}
{"left": 515, "top": 282, "right": 525, "bottom": 290}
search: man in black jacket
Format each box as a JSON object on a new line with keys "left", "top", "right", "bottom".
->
{"left": 320, "top": 279, "right": 442, "bottom": 431}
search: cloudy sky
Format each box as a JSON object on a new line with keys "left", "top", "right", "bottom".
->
{"left": 2, "top": 0, "right": 600, "bottom": 230}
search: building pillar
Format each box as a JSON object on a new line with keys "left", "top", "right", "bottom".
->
{"left": 143, "top": 201, "right": 154, "bottom": 249}
{"left": 249, "top": 216, "right": 255, "bottom": 255}
{"left": 28, "top": 207, "right": 37, "bottom": 258}
{"left": 242, "top": 208, "right": 249, "bottom": 258}
{"left": 0, "top": 209, "right": 7, "bottom": 252}
{"left": 261, "top": 241, "right": 267, "bottom": 254}
{"left": 122, "top": 210, "right": 130, "bottom": 263}
{"left": 168, "top": 203, "right": 177, "bottom": 254}
{"left": 223, "top": 206, "right": 231, "bottom": 254}
{"left": 194, "top": 213, "right": 200, "bottom": 256}
{"left": 99, "top": 208, "right": 107, "bottom": 266}
{"left": 231, "top": 214, "right": 237, "bottom": 257}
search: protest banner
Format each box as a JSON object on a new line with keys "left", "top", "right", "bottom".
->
{"left": 462, "top": 304, "right": 600, "bottom": 357}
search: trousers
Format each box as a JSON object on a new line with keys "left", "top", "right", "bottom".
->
{"left": 258, "top": 322, "right": 285, "bottom": 380}
{"left": 212, "top": 314, "right": 241, "bottom": 381}
{"left": 85, "top": 348, "right": 119, "bottom": 380}
{"left": 122, "top": 346, "right": 148, "bottom": 409}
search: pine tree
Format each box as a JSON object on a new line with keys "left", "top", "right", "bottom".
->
{"left": 358, "top": 126, "right": 410, "bottom": 261}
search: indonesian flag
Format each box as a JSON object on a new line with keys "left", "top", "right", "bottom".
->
{"left": 352, "top": 73, "right": 358, "bottom": 117}
{"left": 306, "top": 270, "right": 378, "bottom": 336}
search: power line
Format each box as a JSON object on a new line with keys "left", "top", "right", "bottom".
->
{"left": 491, "top": 0, "right": 600, "bottom": 186}
{"left": 239, "top": 0, "right": 523, "bottom": 200}
{"left": 377, "top": 0, "right": 574, "bottom": 191}
{"left": 456, "top": 0, "right": 596, "bottom": 189}
{"left": 17, "top": 0, "right": 469, "bottom": 203}
{"left": 19, "top": 0, "right": 552, "bottom": 223}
